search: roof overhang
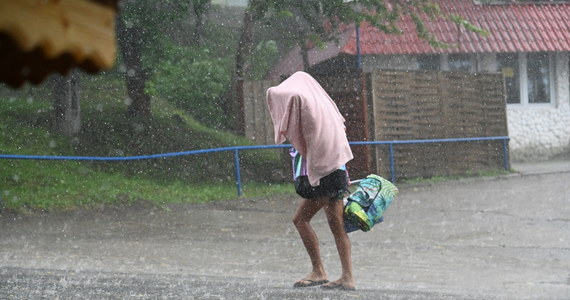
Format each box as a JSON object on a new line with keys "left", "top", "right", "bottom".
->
{"left": 0, "top": 0, "right": 119, "bottom": 88}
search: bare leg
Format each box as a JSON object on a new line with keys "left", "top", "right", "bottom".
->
{"left": 292, "top": 197, "right": 328, "bottom": 285}
{"left": 321, "top": 199, "right": 355, "bottom": 290}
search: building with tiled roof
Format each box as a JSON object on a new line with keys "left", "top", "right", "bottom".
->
{"left": 268, "top": 0, "right": 570, "bottom": 161}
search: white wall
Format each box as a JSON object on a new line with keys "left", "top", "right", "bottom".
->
{"left": 506, "top": 52, "right": 570, "bottom": 162}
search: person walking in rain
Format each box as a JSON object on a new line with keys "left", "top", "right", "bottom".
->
{"left": 266, "top": 71, "right": 356, "bottom": 290}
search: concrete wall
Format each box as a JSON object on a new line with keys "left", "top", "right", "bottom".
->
{"left": 362, "top": 54, "right": 416, "bottom": 72}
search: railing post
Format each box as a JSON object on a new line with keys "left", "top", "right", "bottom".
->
{"left": 502, "top": 139, "right": 510, "bottom": 171}
{"left": 389, "top": 143, "right": 396, "bottom": 183}
{"left": 234, "top": 149, "right": 243, "bottom": 196}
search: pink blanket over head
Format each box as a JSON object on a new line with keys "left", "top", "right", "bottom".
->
{"left": 266, "top": 71, "right": 353, "bottom": 186}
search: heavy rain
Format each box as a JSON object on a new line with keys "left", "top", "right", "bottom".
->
{"left": 1, "top": 0, "right": 570, "bottom": 299}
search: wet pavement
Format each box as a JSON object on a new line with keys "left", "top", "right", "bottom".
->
{"left": 1, "top": 159, "right": 569, "bottom": 299}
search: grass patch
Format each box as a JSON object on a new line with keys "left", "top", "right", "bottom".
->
{"left": 1, "top": 157, "right": 294, "bottom": 213}
{"left": 1, "top": 161, "right": 293, "bottom": 215}
{"left": 1, "top": 77, "right": 290, "bottom": 213}
{"left": 75, "top": 76, "right": 283, "bottom": 184}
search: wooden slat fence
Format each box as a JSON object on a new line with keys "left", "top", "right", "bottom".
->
{"left": 242, "top": 79, "right": 278, "bottom": 145}
{"left": 370, "top": 70, "right": 508, "bottom": 179}
{"left": 241, "top": 70, "right": 509, "bottom": 180}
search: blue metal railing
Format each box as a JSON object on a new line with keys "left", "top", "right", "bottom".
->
{"left": 349, "top": 136, "right": 511, "bottom": 183}
{"left": 1, "top": 136, "right": 510, "bottom": 196}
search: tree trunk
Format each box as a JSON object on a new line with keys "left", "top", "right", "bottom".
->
{"left": 230, "top": 6, "right": 257, "bottom": 134}
{"left": 300, "top": 42, "right": 310, "bottom": 71}
{"left": 192, "top": 0, "right": 211, "bottom": 46}
{"left": 117, "top": 17, "right": 151, "bottom": 118}
{"left": 52, "top": 71, "right": 81, "bottom": 136}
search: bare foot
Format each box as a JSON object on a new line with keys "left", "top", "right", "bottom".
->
{"left": 320, "top": 279, "right": 356, "bottom": 291}
{"left": 293, "top": 271, "right": 328, "bottom": 288}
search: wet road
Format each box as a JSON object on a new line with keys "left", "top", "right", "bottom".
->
{"left": 1, "top": 168, "right": 569, "bottom": 299}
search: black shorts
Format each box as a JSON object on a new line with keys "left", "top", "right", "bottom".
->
{"left": 294, "top": 169, "right": 348, "bottom": 200}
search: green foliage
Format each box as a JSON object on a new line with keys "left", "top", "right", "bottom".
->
{"left": 76, "top": 76, "right": 283, "bottom": 183}
{"left": 118, "top": 1, "right": 242, "bottom": 128}
{"left": 120, "top": 0, "right": 193, "bottom": 68}
{"left": 147, "top": 42, "right": 231, "bottom": 128}
{"left": 120, "top": 0, "right": 191, "bottom": 23}
{"left": 0, "top": 97, "right": 70, "bottom": 156}
{"left": 247, "top": 40, "right": 279, "bottom": 80}
{"left": 0, "top": 3, "right": 291, "bottom": 214}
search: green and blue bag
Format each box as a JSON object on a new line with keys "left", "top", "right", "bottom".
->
{"left": 344, "top": 174, "right": 398, "bottom": 233}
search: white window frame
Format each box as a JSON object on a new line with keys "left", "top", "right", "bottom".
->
{"left": 511, "top": 52, "right": 556, "bottom": 107}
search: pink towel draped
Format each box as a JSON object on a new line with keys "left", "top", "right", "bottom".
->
{"left": 266, "top": 71, "right": 353, "bottom": 186}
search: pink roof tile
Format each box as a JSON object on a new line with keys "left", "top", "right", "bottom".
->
{"left": 269, "top": 0, "right": 570, "bottom": 79}
{"left": 346, "top": 0, "right": 570, "bottom": 55}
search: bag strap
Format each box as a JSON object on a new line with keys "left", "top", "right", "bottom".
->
{"left": 295, "top": 154, "right": 303, "bottom": 178}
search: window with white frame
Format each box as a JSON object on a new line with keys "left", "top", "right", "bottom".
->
{"left": 496, "top": 53, "right": 520, "bottom": 104}
{"left": 526, "top": 52, "right": 551, "bottom": 104}
{"left": 496, "top": 52, "right": 553, "bottom": 105}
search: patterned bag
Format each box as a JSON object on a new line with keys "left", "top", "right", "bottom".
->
{"left": 344, "top": 174, "right": 399, "bottom": 233}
